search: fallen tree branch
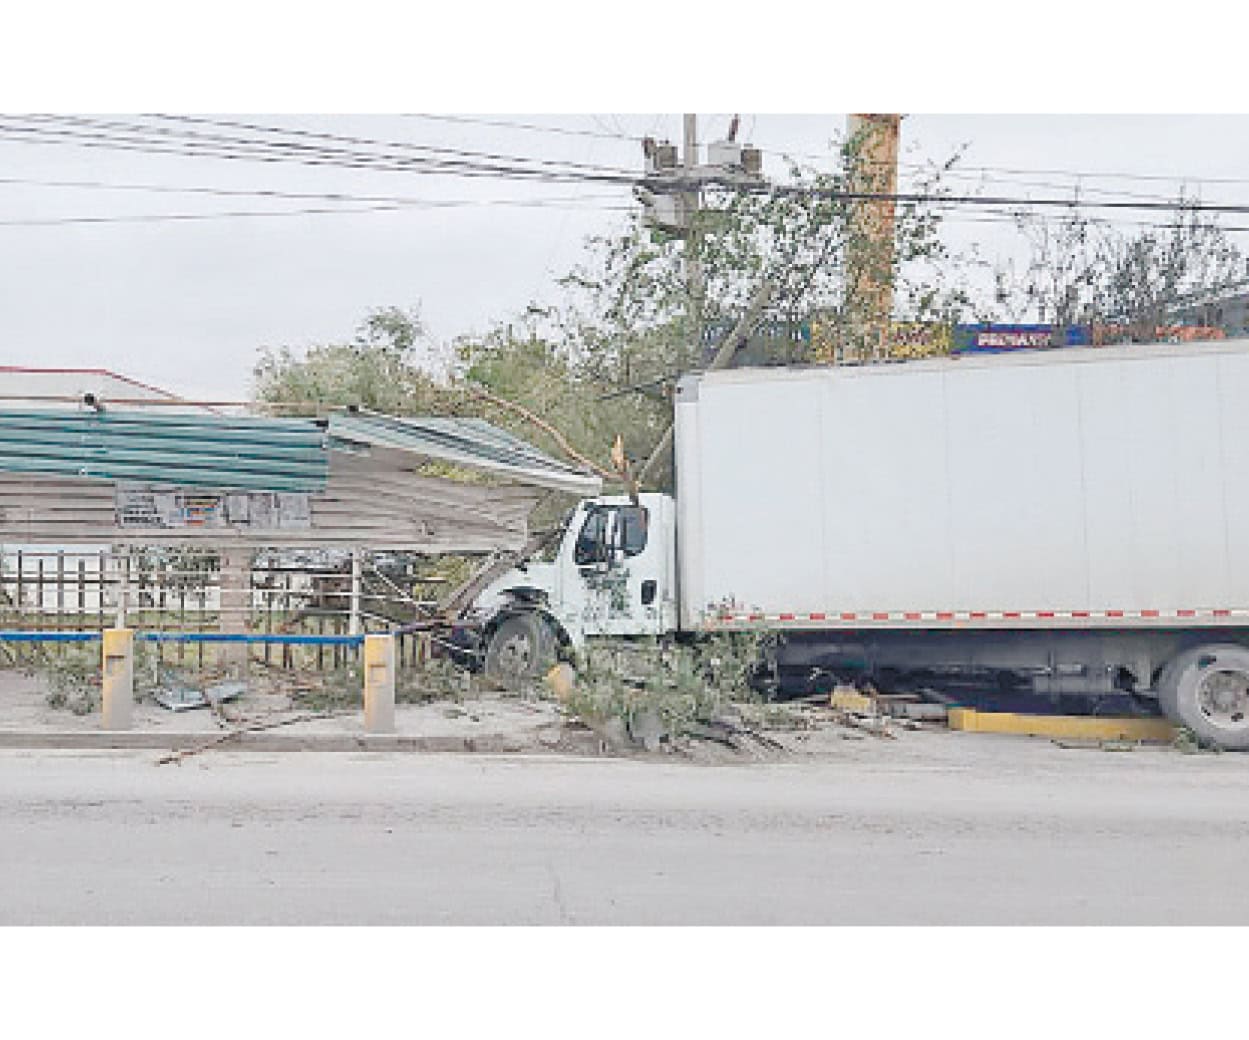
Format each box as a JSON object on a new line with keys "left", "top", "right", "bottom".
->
{"left": 155, "top": 711, "right": 336, "bottom": 766}
{"left": 461, "top": 383, "right": 616, "bottom": 482}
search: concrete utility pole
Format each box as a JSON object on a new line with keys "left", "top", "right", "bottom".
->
{"left": 844, "top": 113, "right": 901, "bottom": 363}
{"left": 683, "top": 114, "right": 704, "bottom": 338}
{"left": 633, "top": 116, "right": 768, "bottom": 484}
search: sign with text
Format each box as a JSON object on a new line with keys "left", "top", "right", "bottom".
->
{"left": 115, "top": 486, "right": 311, "bottom": 530}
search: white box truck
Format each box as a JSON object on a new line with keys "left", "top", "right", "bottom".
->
{"left": 466, "top": 338, "right": 1249, "bottom": 749}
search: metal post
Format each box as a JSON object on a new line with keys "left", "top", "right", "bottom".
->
{"left": 363, "top": 633, "right": 395, "bottom": 734}
{"left": 349, "top": 549, "right": 362, "bottom": 637}
{"left": 56, "top": 550, "right": 64, "bottom": 629}
{"left": 101, "top": 627, "right": 134, "bottom": 730}
{"left": 116, "top": 549, "right": 128, "bottom": 629}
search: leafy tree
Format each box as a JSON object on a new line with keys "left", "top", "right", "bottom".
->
{"left": 253, "top": 305, "right": 454, "bottom": 416}
{"left": 991, "top": 200, "right": 1249, "bottom": 341}
{"left": 547, "top": 135, "right": 965, "bottom": 383}
{"left": 254, "top": 134, "right": 972, "bottom": 489}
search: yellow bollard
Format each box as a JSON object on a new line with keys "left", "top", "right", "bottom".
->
{"left": 363, "top": 633, "right": 396, "bottom": 734}
{"left": 101, "top": 628, "right": 134, "bottom": 730}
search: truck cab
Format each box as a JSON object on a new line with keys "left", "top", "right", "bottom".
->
{"left": 472, "top": 492, "right": 677, "bottom": 676}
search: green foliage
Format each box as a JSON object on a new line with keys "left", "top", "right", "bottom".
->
{"left": 455, "top": 324, "right": 668, "bottom": 487}
{"left": 248, "top": 136, "right": 972, "bottom": 493}
{"left": 993, "top": 201, "right": 1249, "bottom": 337}
{"left": 40, "top": 645, "right": 100, "bottom": 715}
{"left": 253, "top": 305, "right": 457, "bottom": 416}
{"left": 563, "top": 634, "right": 768, "bottom": 744}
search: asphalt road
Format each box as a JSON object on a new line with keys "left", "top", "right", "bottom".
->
{"left": 3, "top": 735, "right": 1249, "bottom": 925}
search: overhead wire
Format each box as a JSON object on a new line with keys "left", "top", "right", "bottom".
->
{"left": 0, "top": 173, "right": 629, "bottom": 210}
{"left": 141, "top": 113, "right": 641, "bottom": 178}
{"left": 0, "top": 115, "right": 644, "bottom": 186}
{"left": 3, "top": 115, "right": 1249, "bottom": 233}
{"left": 402, "top": 113, "right": 642, "bottom": 142}
{"left": 0, "top": 199, "right": 636, "bottom": 227}
{"left": 7, "top": 114, "right": 1246, "bottom": 215}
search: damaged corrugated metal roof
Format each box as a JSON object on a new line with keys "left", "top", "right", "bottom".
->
{"left": 0, "top": 408, "right": 328, "bottom": 493}
{"left": 327, "top": 409, "right": 603, "bottom": 496}
{"left": 0, "top": 405, "right": 601, "bottom": 506}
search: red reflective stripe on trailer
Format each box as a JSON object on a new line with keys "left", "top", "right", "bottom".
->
{"left": 717, "top": 607, "right": 1242, "bottom": 625}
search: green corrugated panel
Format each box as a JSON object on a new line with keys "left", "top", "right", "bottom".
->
{"left": 0, "top": 409, "right": 328, "bottom": 492}
{"left": 328, "top": 409, "right": 602, "bottom": 496}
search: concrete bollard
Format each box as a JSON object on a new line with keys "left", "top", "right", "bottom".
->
{"left": 101, "top": 627, "right": 134, "bottom": 730}
{"left": 363, "top": 633, "right": 396, "bottom": 734}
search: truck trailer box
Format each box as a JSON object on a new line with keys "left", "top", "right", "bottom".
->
{"left": 673, "top": 339, "right": 1249, "bottom": 632}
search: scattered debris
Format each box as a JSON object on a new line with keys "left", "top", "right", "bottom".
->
{"left": 545, "top": 662, "right": 576, "bottom": 703}
{"left": 831, "top": 709, "right": 897, "bottom": 739}
{"left": 153, "top": 680, "right": 246, "bottom": 712}
{"left": 830, "top": 686, "right": 875, "bottom": 713}
{"left": 885, "top": 702, "right": 950, "bottom": 722}
{"left": 1053, "top": 738, "right": 1141, "bottom": 752}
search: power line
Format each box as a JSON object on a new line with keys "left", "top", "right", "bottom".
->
{"left": 684, "top": 178, "right": 1249, "bottom": 219}
{"left": 15, "top": 113, "right": 1249, "bottom": 209}
{"left": 0, "top": 173, "right": 627, "bottom": 209}
{"left": 142, "top": 113, "right": 640, "bottom": 178}
{"left": 0, "top": 116, "right": 643, "bottom": 187}
{"left": 7, "top": 115, "right": 1249, "bottom": 231}
{"left": 401, "top": 113, "right": 641, "bottom": 142}
{"left": 0, "top": 204, "right": 407, "bottom": 227}
{"left": 0, "top": 197, "right": 634, "bottom": 228}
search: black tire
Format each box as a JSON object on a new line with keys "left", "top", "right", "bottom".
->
{"left": 1156, "top": 644, "right": 1249, "bottom": 750}
{"left": 483, "top": 613, "right": 556, "bottom": 683}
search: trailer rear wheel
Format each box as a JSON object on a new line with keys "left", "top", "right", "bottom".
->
{"left": 484, "top": 612, "right": 556, "bottom": 684}
{"left": 1157, "top": 644, "right": 1249, "bottom": 750}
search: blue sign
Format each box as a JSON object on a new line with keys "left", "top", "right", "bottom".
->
{"left": 953, "top": 324, "right": 1092, "bottom": 354}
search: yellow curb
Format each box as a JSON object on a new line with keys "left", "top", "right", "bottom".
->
{"left": 947, "top": 707, "right": 1175, "bottom": 742}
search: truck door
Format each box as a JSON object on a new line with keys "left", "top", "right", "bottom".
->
{"left": 570, "top": 501, "right": 665, "bottom": 637}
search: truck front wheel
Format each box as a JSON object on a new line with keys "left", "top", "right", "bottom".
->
{"left": 1158, "top": 644, "right": 1249, "bottom": 750}
{"left": 483, "top": 613, "right": 556, "bottom": 684}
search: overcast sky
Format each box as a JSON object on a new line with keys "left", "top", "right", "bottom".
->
{"left": 3, "top": 113, "right": 1249, "bottom": 402}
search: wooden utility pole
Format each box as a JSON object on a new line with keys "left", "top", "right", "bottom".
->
{"left": 844, "top": 113, "right": 901, "bottom": 363}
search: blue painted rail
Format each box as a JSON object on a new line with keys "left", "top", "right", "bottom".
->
{"left": 0, "top": 630, "right": 365, "bottom": 646}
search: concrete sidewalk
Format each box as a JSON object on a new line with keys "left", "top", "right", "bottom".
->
{"left": 0, "top": 668, "right": 594, "bottom": 755}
